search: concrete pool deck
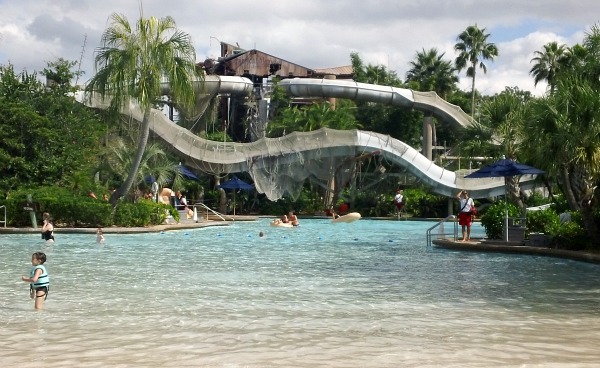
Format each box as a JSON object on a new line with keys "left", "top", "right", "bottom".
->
{"left": 0, "top": 215, "right": 260, "bottom": 235}
{"left": 431, "top": 238, "right": 600, "bottom": 264}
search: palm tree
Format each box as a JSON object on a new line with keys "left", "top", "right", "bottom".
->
{"left": 86, "top": 13, "right": 200, "bottom": 206}
{"left": 529, "top": 41, "right": 569, "bottom": 94}
{"left": 406, "top": 48, "right": 458, "bottom": 98}
{"left": 527, "top": 75, "right": 600, "bottom": 243}
{"left": 454, "top": 24, "right": 499, "bottom": 118}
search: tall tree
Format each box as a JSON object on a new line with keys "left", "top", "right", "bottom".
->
{"left": 529, "top": 41, "right": 569, "bottom": 94}
{"left": 406, "top": 48, "right": 458, "bottom": 98}
{"left": 524, "top": 24, "right": 600, "bottom": 244}
{"left": 0, "top": 62, "right": 106, "bottom": 195}
{"left": 454, "top": 24, "right": 499, "bottom": 117}
{"left": 86, "top": 13, "right": 201, "bottom": 206}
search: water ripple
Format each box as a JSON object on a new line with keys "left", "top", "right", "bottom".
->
{"left": 1, "top": 220, "right": 600, "bottom": 367}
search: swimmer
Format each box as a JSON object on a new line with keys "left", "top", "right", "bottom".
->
{"left": 41, "top": 212, "right": 55, "bottom": 243}
{"left": 96, "top": 228, "right": 105, "bottom": 243}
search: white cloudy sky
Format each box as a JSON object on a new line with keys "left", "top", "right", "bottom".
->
{"left": 1, "top": 0, "right": 598, "bottom": 96}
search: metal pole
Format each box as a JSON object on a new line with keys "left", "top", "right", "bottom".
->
{"left": 504, "top": 178, "right": 509, "bottom": 242}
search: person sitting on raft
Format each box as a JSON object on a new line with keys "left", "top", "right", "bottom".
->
{"left": 288, "top": 211, "right": 299, "bottom": 226}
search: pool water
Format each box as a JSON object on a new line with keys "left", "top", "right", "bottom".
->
{"left": 1, "top": 219, "right": 599, "bottom": 367}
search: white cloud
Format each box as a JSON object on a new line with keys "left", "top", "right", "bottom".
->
{"left": 1, "top": 0, "right": 599, "bottom": 96}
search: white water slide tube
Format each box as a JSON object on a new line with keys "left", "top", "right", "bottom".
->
{"left": 279, "top": 77, "right": 475, "bottom": 129}
{"left": 83, "top": 76, "right": 537, "bottom": 199}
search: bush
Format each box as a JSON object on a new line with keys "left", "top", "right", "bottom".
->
{"left": 546, "top": 220, "right": 591, "bottom": 250}
{"left": 480, "top": 201, "right": 521, "bottom": 239}
{"left": 1, "top": 186, "right": 176, "bottom": 227}
{"left": 526, "top": 208, "right": 560, "bottom": 235}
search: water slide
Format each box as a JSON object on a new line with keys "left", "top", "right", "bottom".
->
{"left": 279, "top": 78, "right": 474, "bottom": 129}
{"left": 83, "top": 76, "right": 536, "bottom": 200}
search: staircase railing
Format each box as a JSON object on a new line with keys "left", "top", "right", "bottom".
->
{"left": 192, "top": 203, "right": 226, "bottom": 222}
{"left": 426, "top": 215, "right": 457, "bottom": 247}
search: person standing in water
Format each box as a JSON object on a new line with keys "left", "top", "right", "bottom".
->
{"left": 456, "top": 190, "right": 475, "bottom": 242}
{"left": 22, "top": 252, "right": 50, "bottom": 310}
{"left": 41, "top": 212, "right": 55, "bottom": 243}
{"left": 96, "top": 228, "right": 105, "bottom": 244}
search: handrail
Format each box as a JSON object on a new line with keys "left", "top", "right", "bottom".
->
{"left": 192, "top": 203, "right": 227, "bottom": 222}
{"left": 426, "top": 215, "right": 457, "bottom": 247}
{"left": 0, "top": 205, "right": 5, "bottom": 228}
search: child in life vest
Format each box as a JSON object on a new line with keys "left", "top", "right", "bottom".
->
{"left": 22, "top": 252, "right": 50, "bottom": 310}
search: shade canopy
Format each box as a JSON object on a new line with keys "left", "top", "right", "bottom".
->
{"left": 216, "top": 176, "right": 254, "bottom": 217}
{"left": 177, "top": 165, "right": 199, "bottom": 180}
{"left": 216, "top": 176, "right": 254, "bottom": 190}
{"left": 465, "top": 158, "right": 544, "bottom": 242}
{"left": 464, "top": 159, "right": 544, "bottom": 178}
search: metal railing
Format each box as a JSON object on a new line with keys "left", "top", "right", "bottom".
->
{"left": 426, "top": 215, "right": 457, "bottom": 247}
{"left": 0, "top": 205, "right": 5, "bottom": 228}
{"left": 192, "top": 203, "right": 227, "bottom": 222}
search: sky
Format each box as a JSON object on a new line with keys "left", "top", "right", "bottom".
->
{"left": 1, "top": 0, "right": 599, "bottom": 97}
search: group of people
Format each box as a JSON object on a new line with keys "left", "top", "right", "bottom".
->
{"left": 271, "top": 211, "right": 300, "bottom": 226}
{"left": 159, "top": 188, "right": 194, "bottom": 219}
{"left": 29, "top": 213, "right": 105, "bottom": 310}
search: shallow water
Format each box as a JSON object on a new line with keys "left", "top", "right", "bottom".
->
{"left": 1, "top": 219, "right": 600, "bottom": 367}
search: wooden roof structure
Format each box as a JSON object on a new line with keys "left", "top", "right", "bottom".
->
{"left": 203, "top": 42, "right": 353, "bottom": 79}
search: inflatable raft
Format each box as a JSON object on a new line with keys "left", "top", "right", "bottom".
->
{"left": 270, "top": 220, "right": 294, "bottom": 228}
{"left": 332, "top": 212, "right": 361, "bottom": 223}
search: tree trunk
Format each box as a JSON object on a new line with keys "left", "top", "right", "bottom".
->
{"left": 109, "top": 107, "right": 152, "bottom": 206}
{"left": 215, "top": 175, "right": 227, "bottom": 214}
{"left": 581, "top": 202, "right": 600, "bottom": 244}
{"left": 470, "top": 64, "right": 477, "bottom": 119}
{"left": 560, "top": 165, "right": 580, "bottom": 211}
{"left": 570, "top": 164, "right": 600, "bottom": 243}
{"left": 507, "top": 176, "right": 524, "bottom": 211}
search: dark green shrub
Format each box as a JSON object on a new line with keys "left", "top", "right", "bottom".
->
{"left": 526, "top": 208, "right": 559, "bottom": 235}
{"left": 546, "top": 220, "right": 591, "bottom": 250}
{"left": 1, "top": 186, "right": 176, "bottom": 227}
{"left": 480, "top": 201, "right": 521, "bottom": 239}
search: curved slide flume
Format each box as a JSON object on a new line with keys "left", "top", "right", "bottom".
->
{"left": 82, "top": 75, "right": 535, "bottom": 200}
{"left": 279, "top": 78, "right": 475, "bottom": 129}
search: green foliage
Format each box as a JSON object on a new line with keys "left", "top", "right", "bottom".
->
{"left": 1, "top": 186, "right": 175, "bottom": 227}
{"left": 524, "top": 191, "right": 552, "bottom": 207}
{"left": 351, "top": 186, "right": 447, "bottom": 218}
{"left": 0, "top": 62, "right": 106, "bottom": 197}
{"left": 403, "top": 188, "right": 448, "bottom": 218}
{"left": 480, "top": 201, "right": 520, "bottom": 239}
{"left": 201, "top": 131, "right": 233, "bottom": 142}
{"left": 546, "top": 217, "right": 592, "bottom": 251}
{"left": 526, "top": 208, "right": 559, "bottom": 234}
{"left": 267, "top": 101, "right": 361, "bottom": 137}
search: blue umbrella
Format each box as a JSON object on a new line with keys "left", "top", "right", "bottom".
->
{"left": 217, "top": 176, "right": 254, "bottom": 216}
{"left": 464, "top": 158, "right": 544, "bottom": 179}
{"left": 177, "top": 165, "right": 199, "bottom": 180}
{"left": 465, "top": 158, "right": 544, "bottom": 241}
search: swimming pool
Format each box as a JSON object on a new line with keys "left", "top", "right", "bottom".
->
{"left": 1, "top": 219, "right": 599, "bottom": 367}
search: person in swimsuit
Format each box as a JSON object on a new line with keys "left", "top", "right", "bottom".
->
{"left": 41, "top": 212, "right": 55, "bottom": 243}
{"left": 96, "top": 227, "right": 105, "bottom": 244}
{"left": 288, "top": 211, "right": 299, "bottom": 226}
{"left": 22, "top": 252, "right": 50, "bottom": 310}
